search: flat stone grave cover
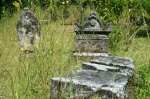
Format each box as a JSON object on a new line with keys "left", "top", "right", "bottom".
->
{"left": 50, "top": 56, "right": 134, "bottom": 99}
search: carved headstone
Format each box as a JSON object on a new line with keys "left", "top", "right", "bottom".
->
{"left": 74, "top": 11, "right": 112, "bottom": 57}
{"left": 17, "top": 8, "right": 40, "bottom": 52}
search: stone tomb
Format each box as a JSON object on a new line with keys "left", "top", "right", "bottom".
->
{"left": 17, "top": 8, "right": 41, "bottom": 52}
{"left": 50, "top": 11, "right": 134, "bottom": 98}
{"left": 73, "top": 11, "right": 112, "bottom": 57}
{"left": 50, "top": 56, "right": 134, "bottom": 99}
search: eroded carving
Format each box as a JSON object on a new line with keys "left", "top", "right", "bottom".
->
{"left": 17, "top": 8, "right": 41, "bottom": 52}
{"left": 74, "top": 11, "right": 112, "bottom": 35}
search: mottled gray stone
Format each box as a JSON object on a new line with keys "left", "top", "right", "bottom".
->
{"left": 82, "top": 62, "right": 120, "bottom": 72}
{"left": 73, "top": 11, "right": 112, "bottom": 55}
{"left": 90, "top": 56, "right": 134, "bottom": 76}
{"left": 74, "top": 35, "right": 109, "bottom": 53}
{"left": 50, "top": 56, "right": 134, "bottom": 99}
{"left": 91, "top": 56, "right": 134, "bottom": 68}
{"left": 50, "top": 11, "right": 134, "bottom": 99}
{"left": 73, "top": 52, "right": 109, "bottom": 57}
{"left": 50, "top": 70, "right": 129, "bottom": 99}
{"left": 17, "top": 8, "right": 40, "bottom": 52}
{"left": 74, "top": 11, "right": 112, "bottom": 35}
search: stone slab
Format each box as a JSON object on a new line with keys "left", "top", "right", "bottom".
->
{"left": 91, "top": 56, "right": 134, "bottom": 69}
{"left": 50, "top": 55, "right": 134, "bottom": 99}
{"left": 75, "top": 35, "right": 108, "bottom": 40}
{"left": 73, "top": 52, "right": 109, "bottom": 57}
{"left": 90, "top": 56, "right": 134, "bottom": 76}
{"left": 82, "top": 62, "right": 120, "bottom": 72}
{"left": 50, "top": 70, "right": 129, "bottom": 99}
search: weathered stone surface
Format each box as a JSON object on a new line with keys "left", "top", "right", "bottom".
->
{"left": 73, "top": 52, "right": 109, "bottom": 57}
{"left": 50, "top": 56, "right": 134, "bottom": 99}
{"left": 91, "top": 56, "right": 134, "bottom": 68}
{"left": 74, "top": 11, "right": 112, "bottom": 35}
{"left": 17, "top": 8, "right": 40, "bottom": 52}
{"left": 82, "top": 62, "right": 120, "bottom": 72}
{"left": 73, "top": 11, "right": 112, "bottom": 55}
{"left": 90, "top": 56, "right": 134, "bottom": 76}
{"left": 50, "top": 70, "right": 129, "bottom": 99}
{"left": 50, "top": 11, "right": 134, "bottom": 99}
{"left": 74, "top": 35, "right": 109, "bottom": 53}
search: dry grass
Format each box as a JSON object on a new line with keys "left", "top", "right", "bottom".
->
{"left": 0, "top": 8, "right": 150, "bottom": 98}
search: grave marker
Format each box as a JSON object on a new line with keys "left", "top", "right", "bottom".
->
{"left": 17, "top": 8, "right": 40, "bottom": 52}
{"left": 50, "top": 56, "right": 134, "bottom": 99}
{"left": 73, "top": 11, "right": 112, "bottom": 57}
{"left": 50, "top": 11, "right": 135, "bottom": 99}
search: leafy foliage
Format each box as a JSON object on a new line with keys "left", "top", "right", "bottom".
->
{"left": 1, "top": 0, "right": 150, "bottom": 19}
{"left": 133, "top": 62, "right": 150, "bottom": 98}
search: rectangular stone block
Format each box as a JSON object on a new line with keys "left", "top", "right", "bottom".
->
{"left": 50, "top": 70, "right": 129, "bottom": 99}
{"left": 50, "top": 56, "right": 134, "bottom": 99}
{"left": 73, "top": 52, "right": 109, "bottom": 57}
{"left": 74, "top": 35, "right": 108, "bottom": 53}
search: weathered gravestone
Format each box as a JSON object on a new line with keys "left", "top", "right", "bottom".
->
{"left": 17, "top": 8, "right": 40, "bottom": 52}
{"left": 50, "top": 56, "right": 134, "bottom": 99}
{"left": 73, "top": 11, "right": 112, "bottom": 57}
{"left": 50, "top": 11, "right": 135, "bottom": 99}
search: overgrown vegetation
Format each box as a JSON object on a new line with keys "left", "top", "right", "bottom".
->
{"left": 0, "top": 0, "right": 150, "bottom": 98}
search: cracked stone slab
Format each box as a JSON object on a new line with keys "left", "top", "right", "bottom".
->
{"left": 90, "top": 56, "right": 134, "bottom": 76}
{"left": 50, "top": 56, "right": 134, "bottom": 99}
{"left": 82, "top": 62, "right": 120, "bottom": 72}
{"left": 91, "top": 56, "right": 134, "bottom": 69}
{"left": 50, "top": 70, "right": 129, "bottom": 99}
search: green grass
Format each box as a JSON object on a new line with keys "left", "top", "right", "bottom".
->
{"left": 110, "top": 36, "right": 150, "bottom": 99}
{"left": 0, "top": 10, "right": 82, "bottom": 99}
{"left": 0, "top": 7, "right": 150, "bottom": 99}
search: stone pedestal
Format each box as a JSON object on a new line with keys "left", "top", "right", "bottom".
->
{"left": 74, "top": 35, "right": 109, "bottom": 53}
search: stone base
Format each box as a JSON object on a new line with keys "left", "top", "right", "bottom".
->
{"left": 73, "top": 52, "right": 109, "bottom": 57}
{"left": 50, "top": 56, "right": 134, "bottom": 99}
{"left": 74, "top": 35, "right": 109, "bottom": 53}
{"left": 51, "top": 70, "right": 129, "bottom": 99}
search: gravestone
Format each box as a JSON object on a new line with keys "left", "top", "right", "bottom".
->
{"left": 50, "top": 11, "right": 135, "bottom": 99}
{"left": 17, "top": 8, "right": 41, "bottom": 52}
{"left": 73, "top": 11, "right": 112, "bottom": 57}
{"left": 50, "top": 56, "right": 134, "bottom": 99}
